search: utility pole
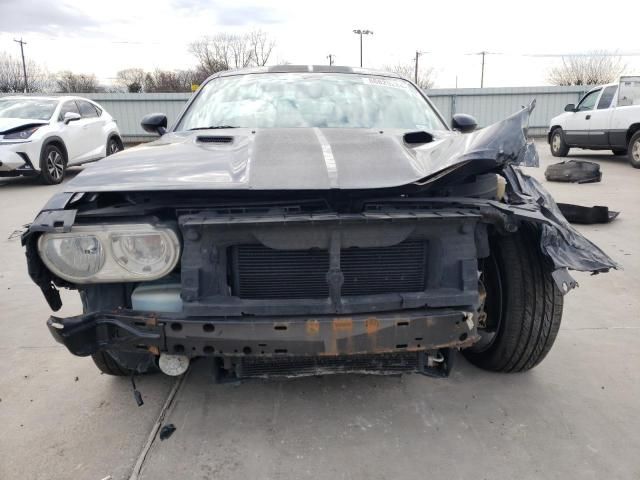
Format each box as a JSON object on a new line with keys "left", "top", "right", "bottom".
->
{"left": 13, "top": 38, "right": 28, "bottom": 93}
{"left": 352, "top": 29, "right": 373, "bottom": 67}
{"left": 327, "top": 54, "right": 335, "bottom": 66}
{"left": 414, "top": 50, "right": 429, "bottom": 84}
{"left": 480, "top": 50, "right": 486, "bottom": 88}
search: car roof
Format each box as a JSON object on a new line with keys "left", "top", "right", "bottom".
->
{"left": 209, "top": 65, "right": 407, "bottom": 82}
{"left": 0, "top": 95, "right": 96, "bottom": 103}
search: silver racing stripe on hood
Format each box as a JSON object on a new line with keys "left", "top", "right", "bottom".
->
{"left": 313, "top": 127, "right": 339, "bottom": 188}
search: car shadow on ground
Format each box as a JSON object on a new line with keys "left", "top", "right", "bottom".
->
{"left": 0, "top": 167, "right": 84, "bottom": 188}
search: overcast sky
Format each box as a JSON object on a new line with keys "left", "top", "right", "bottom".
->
{"left": 1, "top": 0, "right": 639, "bottom": 88}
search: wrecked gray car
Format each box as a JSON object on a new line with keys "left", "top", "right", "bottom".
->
{"left": 23, "top": 66, "right": 617, "bottom": 380}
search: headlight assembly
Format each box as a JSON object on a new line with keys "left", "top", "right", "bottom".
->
{"left": 3, "top": 126, "right": 40, "bottom": 140}
{"left": 38, "top": 224, "right": 180, "bottom": 283}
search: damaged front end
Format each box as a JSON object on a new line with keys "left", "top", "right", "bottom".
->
{"left": 22, "top": 102, "right": 618, "bottom": 379}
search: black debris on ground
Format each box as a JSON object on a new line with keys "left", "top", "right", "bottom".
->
{"left": 159, "top": 424, "right": 176, "bottom": 441}
{"left": 557, "top": 203, "right": 620, "bottom": 224}
{"left": 545, "top": 160, "right": 602, "bottom": 183}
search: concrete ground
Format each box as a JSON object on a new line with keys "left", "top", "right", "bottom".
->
{"left": 0, "top": 141, "right": 638, "bottom": 480}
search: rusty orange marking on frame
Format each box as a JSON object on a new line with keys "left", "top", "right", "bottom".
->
{"left": 365, "top": 317, "right": 380, "bottom": 335}
{"left": 332, "top": 318, "right": 353, "bottom": 332}
{"left": 306, "top": 319, "right": 320, "bottom": 335}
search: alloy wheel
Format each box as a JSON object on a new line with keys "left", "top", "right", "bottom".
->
{"left": 108, "top": 140, "right": 120, "bottom": 155}
{"left": 47, "top": 150, "right": 64, "bottom": 181}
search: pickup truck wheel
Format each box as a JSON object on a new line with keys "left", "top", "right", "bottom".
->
{"left": 628, "top": 131, "right": 640, "bottom": 168}
{"left": 550, "top": 129, "right": 570, "bottom": 157}
{"left": 463, "top": 229, "right": 564, "bottom": 372}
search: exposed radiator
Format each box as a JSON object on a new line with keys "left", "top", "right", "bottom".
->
{"left": 230, "top": 240, "right": 427, "bottom": 299}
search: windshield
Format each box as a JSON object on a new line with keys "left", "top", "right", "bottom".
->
{"left": 176, "top": 73, "right": 447, "bottom": 131}
{"left": 0, "top": 98, "right": 58, "bottom": 120}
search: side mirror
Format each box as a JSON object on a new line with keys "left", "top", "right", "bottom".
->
{"left": 63, "top": 112, "right": 81, "bottom": 124}
{"left": 564, "top": 104, "right": 576, "bottom": 112}
{"left": 141, "top": 113, "right": 168, "bottom": 135}
{"left": 452, "top": 113, "right": 478, "bottom": 133}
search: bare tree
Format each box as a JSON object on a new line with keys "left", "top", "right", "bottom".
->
{"left": 249, "top": 29, "right": 275, "bottom": 67}
{"left": 142, "top": 69, "right": 199, "bottom": 92}
{"left": 189, "top": 34, "right": 233, "bottom": 74}
{"left": 548, "top": 51, "right": 626, "bottom": 86}
{"left": 230, "top": 33, "right": 254, "bottom": 69}
{"left": 189, "top": 30, "right": 276, "bottom": 77}
{"left": 0, "top": 52, "right": 54, "bottom": 93}
{"left": 384, "top": 62, "right": 436, "bottom": 89}
{"left": 55, "top": 71, "right": 101, "bottom": 93}
{"left": 116, "top": 68, "right": 145, "bottom": 93}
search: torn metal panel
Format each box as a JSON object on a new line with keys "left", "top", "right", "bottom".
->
{"left": 502, "top": 165, "right": 619, "bottom": 274}
{"left": 556, "top": 203, "right": 619, "bottom": 224}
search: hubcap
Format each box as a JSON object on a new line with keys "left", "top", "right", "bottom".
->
{"left": 633, "top": 139, "right": 640, "bottom": 162}
{"left": 552, "top": 133, "right": 561, "bottom": 152}
{"left": 46, "top": 151, "right": 64, "bottom": 180}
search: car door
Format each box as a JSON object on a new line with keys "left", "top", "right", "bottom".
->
{"left": 76, "top": 100, "right": 105, "bottom": 161}
{"left": 57, "top": 100, "right": 85, "bottom": 163}
{"left": 563, "top": 88, "right": 601, "bottom": 147}
{"left": 588, "top": 85, "right": 617, "bottom": 147}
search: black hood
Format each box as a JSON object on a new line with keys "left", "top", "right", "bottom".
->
{"left": 64, "top": 106, "right": 538, "bottom": 193}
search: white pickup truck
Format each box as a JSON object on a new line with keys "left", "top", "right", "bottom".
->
{"left": 548, "top": 76, "right": 640, "bottom": 168}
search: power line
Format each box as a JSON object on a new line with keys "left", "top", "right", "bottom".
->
{"left": 466, "top": 51, "right": 501, "bottom": 88}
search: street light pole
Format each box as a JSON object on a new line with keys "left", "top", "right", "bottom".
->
{"left": 352, "top": 29, "right": 373, "bottom": 67}
{"left": 414, "top": 50, "right": 429, "bottom": 84}
{"left": 13, "top": 38, "right": 28, "bottom": 93}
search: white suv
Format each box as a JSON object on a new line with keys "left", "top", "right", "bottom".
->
{"left": 548, "top": 76, "right": 640, "bottom": 168}
{"left": 0, "top": 96, "right": 122, "bottom": 184}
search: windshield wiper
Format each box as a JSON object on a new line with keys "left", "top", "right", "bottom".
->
{"left": 187, "top": 125, "right": 241, "bottom": 131}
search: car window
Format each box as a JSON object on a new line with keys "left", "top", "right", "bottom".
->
{"left": 77, "top": 100, "right": 98, "bottom": 118}
{"left": 618, "top": 76, "right": 640, "bottom": 106}
{"left": 577, "top": 90, "right": 600, "bottom": 111}
{"left": 176, "top": 73, "right": 448, "bottom": 131}
{"left": 597, "top": 86, "right": 617, "bottom": 109}
{"left": 93, "top": 104, "right": 103, "bottom": 116}
{"left": 0, "top": 98, "right": 58, "bottom": 120}
{"left": 58, "top": 101, "right": 80, "bottom": 121}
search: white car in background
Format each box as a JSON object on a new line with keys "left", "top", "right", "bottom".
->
{"left": 0, "top": 96, "right": 122, "bottom": 184}
{"left": 548, "top": 76, "right": 640, "bottom": 168}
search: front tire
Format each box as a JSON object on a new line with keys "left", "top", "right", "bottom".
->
{"left": 39, "top": 143, "right": 66, "bottom": 185}
{"left": 106, "top": 136, "right": 122, "bottom": 156}
{"left": 628, "top": 131, "right": 640, "bottom": 168}
{"left": 550, "top": 128, "right": 570, "bottom": 157}
{"left": 463, "top": 229, "right": 563, "bottom": 372}
{"left": 92, "top": 351, "right": 135, "bottom": 376}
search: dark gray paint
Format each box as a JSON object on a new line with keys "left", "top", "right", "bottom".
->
{"left": 64, "top": 105, "right": 537, "bottom": 193}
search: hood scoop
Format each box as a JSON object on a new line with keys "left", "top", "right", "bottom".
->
{"left": 196, "top": 135, "right": 234, "bottom": 144}
{"left": 403, "top": 131, "right": 433, "bottom": 146}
